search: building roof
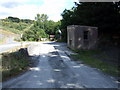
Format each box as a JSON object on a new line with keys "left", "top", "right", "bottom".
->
{"left": 67, "top": 25, "right": 98, "bottom": 29}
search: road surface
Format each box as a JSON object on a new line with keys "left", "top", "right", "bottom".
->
{"left": 0, "top": 35, "right": 20, "bottom": 53}
{"left": 0, "top": 34, "right": 31, "bottom": 53}
{"left": 0, "top": 41, "right": 32, "bottom": 53}
{"left": 2, "top": 42, "right": 118, "bottom": 88}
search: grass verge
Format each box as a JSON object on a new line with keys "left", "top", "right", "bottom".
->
{"left": 0, "top": 48, "right": 30, "bottom": 82}
{"left": 71, "top": 50, "right": 119, "bottom": 77}
{"left": 0, "top": 24, "right": 22, "bottom": 34}
{"left": 0, "top": 29, "right": 19, "bottom": 45}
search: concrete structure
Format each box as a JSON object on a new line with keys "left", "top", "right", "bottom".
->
{"left": 67, "top": 25, "right": 98, "bottom": 50}
{"left": 49, "top": 35, "right": 55, "bottom": 41}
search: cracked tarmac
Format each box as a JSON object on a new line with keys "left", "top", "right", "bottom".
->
{"left": 1, "top": 42, "right": 118, "bottom": 89}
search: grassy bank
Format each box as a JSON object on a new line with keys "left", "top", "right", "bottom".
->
{"left": 0, "top": 25, "right": 21, "bottom": 34}
{"left": 0, "top": 48, "right": 30, "bottom": 82}
{"left": 0, "top": 21, "right": 31, "bottom": 34}
{"left": 72, "top": 50, "right": 119, "bottom": 77}
{"left": 0, "top": 29, "right": 17, "bottom": 36}
{"left": 0, "top": 29, "right": 19, "bottom": 45}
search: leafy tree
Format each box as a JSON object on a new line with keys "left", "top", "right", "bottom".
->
{"left": 21, "top": 19, "right": 33, "bottom": 24}
{"left": 60, "top": 2, "right": 120, "bottom": 42}
{"left": 35, "top": 14, "right": 48, "bottom": 29}
{"left": 22, "top": 14, "right": 49, "bottom": 41}
{"left": 8, "top": 16, "right": 20, "bottom": 23}
{"left": 22, "top": 13, "right": 61, "bottom": 41}
{"left": 74, "top": 2, "right": 120, "bottom": 34}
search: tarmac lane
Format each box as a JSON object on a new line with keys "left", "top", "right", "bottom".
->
{"left": 2, "top": 42, "right": 55, "bottom": 88}
{"left": 48, "top": 51, "right": 84, "bottom": 88}
{"left": 2, "top": 42, "right": 118, "bottom": 89}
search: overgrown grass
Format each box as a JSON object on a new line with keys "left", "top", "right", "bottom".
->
{"left": 0, "top": 21, "right": 31, "bottom": 34}
{"left": 0, "top": 48, "right": 30, "bottom": 82}
{"left": 0, "top": 29, "right": 17, "bottom": 36}
{"left": 0, "top": 29, "right": 19, "bottom": 44}
{"left": 72, "top": 50, "right": 119, "bottom": 77}
{"left": 0, "top": 25, "right": 21, "bottom": 34}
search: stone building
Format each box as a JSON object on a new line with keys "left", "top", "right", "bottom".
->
{"left": 67, "top": 25, "right": 98, "bottom": 50}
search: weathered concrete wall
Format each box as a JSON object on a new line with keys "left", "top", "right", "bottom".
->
{"left": 67, "top": 26, "right": 75, "bottom": 49}
{"left": 67, "top": 25, "right": 98, "bottom": 50}
{"left": 88, "top": 27, "right": 98, "bottom": 49}
{"left": 74, "top": 26, "right": 83, "bottom": 49}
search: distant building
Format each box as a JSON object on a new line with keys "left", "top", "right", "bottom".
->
{"left": 49, "top": 35, "right": 55, "bottom": 41}
{"left": 67, "top": 25, "right": 98, "bottom": 50}
{"left": 41, "top": 38, "right": 47, "bottom": 41}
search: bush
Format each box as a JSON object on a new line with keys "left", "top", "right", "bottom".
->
{"left": 1, "top": 21, "right": 30, "bottom": 33}
{"left": 1, "top": 48, "right": 30, "bottom": 81}
{"left": 22, "top": 26, "right": 48, "bottom": 41}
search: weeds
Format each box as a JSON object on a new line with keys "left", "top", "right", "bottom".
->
{"left": 1, "top": 48, "right": 30, "bottom": 82}
{"left": 72, "top": 50, "right": 119, "bottom": 77}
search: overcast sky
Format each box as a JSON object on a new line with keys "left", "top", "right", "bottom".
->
{"left": 0, "top": 0, "right": 79, "bottom": 21}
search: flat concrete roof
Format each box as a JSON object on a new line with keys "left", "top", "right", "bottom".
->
{"left": 67, "top": 25, "right": 98, "bottom": 29}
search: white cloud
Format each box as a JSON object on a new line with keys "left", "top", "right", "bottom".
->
{"left": 0, "top": 0, "right": 77, "bottom": 21}
{"left": 38, "top": 0, "right": 67, "bottom": 21}
{"left": 0, "top": 4, "right": 39, "bottom": 20}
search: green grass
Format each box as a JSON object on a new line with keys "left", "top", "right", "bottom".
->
{"left": 0, "top": 25, "right": 22, "bottom": 34}
{"left": 0, "top": 21, "right": 31, "bottom": 34}
{"left": 0, "top": 29, "right": 19, "bottom": 44}
{"left": 72, "top": 50, "right": 119, "bottom": 77}
{"left": 0, "top": 48, "right": 30, "bottom": 82}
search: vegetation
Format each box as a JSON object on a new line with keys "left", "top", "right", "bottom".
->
{"left": 0, "top": 1, "right": 119, "bottom": 82}
{"left": 22, "top": 14, "right": 61, "bottom": 41}
{"left": 1, "top": 2, "right": 119, "bottom": 42}
{"left": 1, "top": 14, "right": 61, "bottom": 41}
{"left": 72, "top": 50, "right": 119, "bottom": 77}
{"left": 0, "top": 30, "right": 18, "bottom": 45}
{"left": 60, "top": 2, "right": 120, "bottom": 43}
{"left": 1, "top": 48, "right": 30, "bottom": 81}
{"left": 1, "top": 17, "right": 32, "bottom": 34}
{"left": 2, "top": 16, "right": 33, "bottom": 24}
{"left": 0, "top": 16, "right": 36, "bottom": 42}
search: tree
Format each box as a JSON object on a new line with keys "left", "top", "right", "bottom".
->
{"left": 22, "top": 13, "right": 61, "bottom": 41}
{"left": 60, "top": 2, "right": 120, "bottom": 42}
{"left": 21, "top": 19, "right": 33, "bottom": 24}
{"left": 8, "top": 16, "right": 20, "bottom": 23}
{"left": 35, "top": 14, "right": 48, "bottom": 29}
